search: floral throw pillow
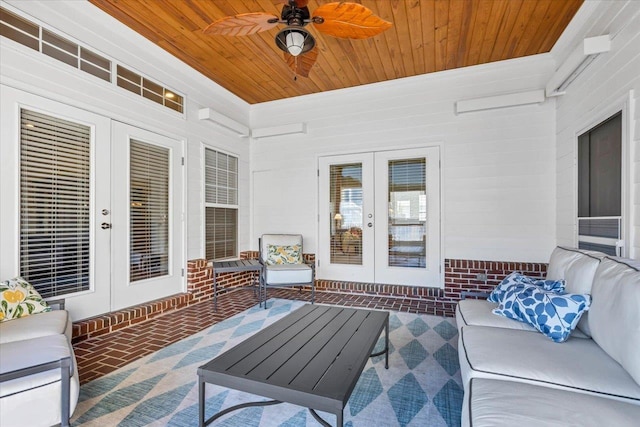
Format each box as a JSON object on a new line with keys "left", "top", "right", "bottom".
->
{"left": 265, "top": 244, "right": 303, "bottom": 265}
{"left": 492, "top": 284, "right": 591, "bottom": 343}
{"left": 487, "top": 272, "right": 566, "bottom": 303}
{"left": 0, "top": 277, "right": 51, "bottom": 322}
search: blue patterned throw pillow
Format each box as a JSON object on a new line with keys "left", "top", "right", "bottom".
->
{"left": 487, "top": 272, "right": 565, "bottom": 303}
{"left": 493, "top": 284, "right": 591, "bottom": 343}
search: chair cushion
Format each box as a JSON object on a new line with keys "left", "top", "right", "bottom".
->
{"left": 589, "top": 257, "right": 640, "bottom": 386}
{"left": 0, "top": 310, "right": 71, "bottom": 344}
{"left": 0, "top": 334, "right": 73, "bottom": 397}
{"left": 265, "top": 263, "right": 313, "bottom": 285}
{"left": 458, "top": 325, "right": 640, "bottom": 403}
{"left": 465, "top": 378, "right": 640, "bottom": 427}
{"left": 0, "top": 334, "right": 79, "bottom": 427}
{"left": 546, "top": 247, "right": 604, "bottom": 337}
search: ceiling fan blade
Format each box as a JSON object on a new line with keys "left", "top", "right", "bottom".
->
{"left": 203, "top": 12, "right": 279, "bottom": 36}
{"left": 285, "top": 47, "right": 318, "bottom": 78}
{"left": 275, "top": 0, "right": 309, "bottom": 7}
{"left": 312, "top": 2, "right": 392, "bottom": 39}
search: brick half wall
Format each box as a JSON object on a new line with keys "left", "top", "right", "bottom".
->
{"left": 72, "top": 253, "right": 547, "bottom": 342}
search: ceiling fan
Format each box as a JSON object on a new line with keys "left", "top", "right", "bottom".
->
{"left": 203, "top": 1, "right": 392, "bottom": 79}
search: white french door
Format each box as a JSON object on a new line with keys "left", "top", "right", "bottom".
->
{"left": 111, "top": 122, "right": 184, "bottom": 311}
{"left": 318, "top": 147, "right": 441, "bottom": 287}
{"left": 0, "top": 86, "right": 184, "bottom": 320}
{"left": 1, "top": 86, "right": 111, "bottom": 319}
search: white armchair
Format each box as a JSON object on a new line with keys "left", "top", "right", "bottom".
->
{"left": 258, "top": 234, "right": 315, "bottom": 308}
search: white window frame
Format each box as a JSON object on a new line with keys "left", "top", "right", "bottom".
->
{"left": 202, "top": 143, "right": 239, "bottom": 261}
{"left": 574, "top": 91, "right": 632, "bottom": 258}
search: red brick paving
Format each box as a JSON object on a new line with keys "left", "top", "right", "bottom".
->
{"left": 73, "top": 288, "right": 456, "bottom": 384}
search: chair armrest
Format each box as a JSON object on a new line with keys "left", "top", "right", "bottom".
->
{"left": 46, "top": 299, "right": 66, "bottom": 311}
{"left": 460, "top": 291, "right": 490, "bottom": 300}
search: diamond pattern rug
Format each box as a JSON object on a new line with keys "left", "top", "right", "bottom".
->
{"left": 72, "top": 299, "right": 462, "bottom": 427}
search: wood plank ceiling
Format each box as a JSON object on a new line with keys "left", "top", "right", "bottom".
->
{"left": 89, "top": 0, "right": 584, "bottom": 104}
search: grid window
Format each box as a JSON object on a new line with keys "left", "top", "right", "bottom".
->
{"left": 204, "top": 148, "right": 238, "bottom": 260}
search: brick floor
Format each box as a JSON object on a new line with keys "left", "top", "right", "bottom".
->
{"left": 73, "top": 288, "right": 456, "bottom": 385}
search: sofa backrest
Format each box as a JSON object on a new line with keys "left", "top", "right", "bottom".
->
{"left": 546, "top": 246, "right": 604, "bottom": 337}
{"left": 589, "top": 257, "right": 640, "bottom": 386}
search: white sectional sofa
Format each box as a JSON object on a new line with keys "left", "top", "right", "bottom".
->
{"left": 456, "top": 247, "right": 640, "bottom": 426}
{"left": 0, "top": 302, "right": 79, "bottom": 427}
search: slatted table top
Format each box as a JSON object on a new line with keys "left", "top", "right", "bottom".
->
{"left": 198, "top": 304, "right": 389, "bottom": 415}
{"left": 211, "top": 259, "right": 262, "bottom": 273}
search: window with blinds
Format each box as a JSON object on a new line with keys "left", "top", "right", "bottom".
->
{"left": 130, "top": 140, "right": 170, "bottom": 281}
{"left": 20, "top": 109, "right": 91, "bottom": 298}
{"left": 204, "top": 148, "right": 238, "bottom": 260}
{"left": 329, "top": 163, "right": 364, "bottom": 265}
{"left": 388, "top": 158, "right": 426, "bottom": 268}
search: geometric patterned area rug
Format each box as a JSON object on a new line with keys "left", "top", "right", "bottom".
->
{"left": 71, "top": 299, "right": 462, "bottom": 427}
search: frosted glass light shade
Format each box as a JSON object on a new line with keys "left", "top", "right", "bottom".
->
{"left": 285, "top": 31, "right": 305, "bottom": 56}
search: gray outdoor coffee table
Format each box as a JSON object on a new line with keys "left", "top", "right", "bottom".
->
{"left": 197, "top": 304, "right": 389, "bottom": 427}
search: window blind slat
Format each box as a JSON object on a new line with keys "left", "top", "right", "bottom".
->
{"left": 20, "top": 109, "right": 91, "bottom": 298}
{"left": 204, "top": 147, "right": 238, "bottom": 260}
{"left": 129, "top": 139, "right": 170, "bottom": 282}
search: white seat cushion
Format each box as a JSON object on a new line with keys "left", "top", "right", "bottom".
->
{"left": 0, "top": 334, "right": 80, "bottom": 427}
{"left": 464, "top": 378, "right": 640, "bottom": 427}
{"left": 0, "top": 310, "right": 71, "bottom": 344}
{"left": 265, "top": 263, "right": 313, "bottom": 285}
{"left": 455, "top": 299, "right": 588, "bottom": 338}
{"left": 458, "top": 325, "right": 640, "bottom": 403}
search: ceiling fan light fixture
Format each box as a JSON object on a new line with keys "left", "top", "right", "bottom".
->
{"left": 276, "top": 27, "right": 315, "bottom": 56}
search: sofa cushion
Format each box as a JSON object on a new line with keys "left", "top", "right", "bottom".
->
{"left": 455, "top": 299, "right": 589, "bottom": 338}
{"left": 0, "top": 277, "right": 51, "bottom": 322}
{"left": 546, "top": 246, "right": 604, "bottom": 337}
{"left": 265, "top": 263, "right": 313, "bottom": 285}
{"left": 487, "top": 271, "right": 565, "bottom": 303}
{"left": 0, "top": 334, "right": 79, "bottom": 427}
{"left": 492, "top": 284, "right": 590, "bottom": 342}
{"left": 0, "top": 310, "right": 71, "bottom": 344}
{"left": 589, "top": 257, "right": 640, "bottom": 386}
{"left": 464, "top": 378, "right": 640, "bottom": 427}
{"left": 458, "top": 325, "right": 640, "bottom": 403}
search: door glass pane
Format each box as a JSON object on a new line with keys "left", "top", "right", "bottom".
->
{"left": 130, "top": 140, "right": 169, "bottom": 281}
{"left": 330, "top": 163, "right": 363, "bottom": 265}
{"left": 19, "top": 109, "right": 91, "bottom": 298}
{"left": 388, "top": 158, "right": 426, "bottom": 268}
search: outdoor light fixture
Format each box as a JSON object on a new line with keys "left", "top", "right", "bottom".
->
{"left": 275, "top": 27, "right": 315, "bottom": 56}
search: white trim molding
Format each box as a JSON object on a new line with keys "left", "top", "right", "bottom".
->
{"left": 455, "top": 90, "right": 545, "bottom": 114}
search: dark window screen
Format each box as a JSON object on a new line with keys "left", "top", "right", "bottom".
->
{"left": 578, "top": 112, "right": 621, "bottom": 217}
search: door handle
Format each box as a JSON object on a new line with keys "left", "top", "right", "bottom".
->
{"left": 101, "top": 222, "right": 112, "bottom": 229}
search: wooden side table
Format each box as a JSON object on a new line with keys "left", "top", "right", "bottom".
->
{"left": 211, "top": 259, "right": 262, "bottom": 311}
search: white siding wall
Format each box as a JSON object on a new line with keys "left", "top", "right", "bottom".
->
{"left": 553, "top": 0, "right": 640, "bottom": 259}
{"left": 250, "top": 55, "right": 558, "bottom": 263}
{"left": 0, "top": 0, "right": 252, "bottom": 265}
